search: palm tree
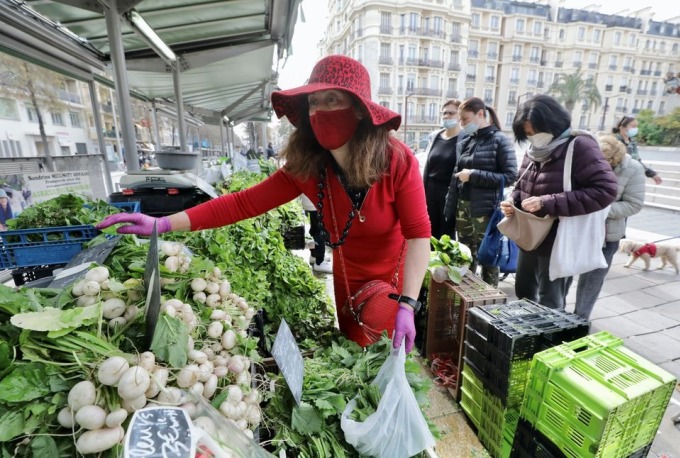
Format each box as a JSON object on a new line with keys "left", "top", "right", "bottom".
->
{"left": 549, "top": 69, "right": 601, "bottom": 114}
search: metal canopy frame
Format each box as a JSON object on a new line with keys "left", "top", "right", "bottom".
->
{"left": 1, "top": 0, "right": 301, "bottom": 167}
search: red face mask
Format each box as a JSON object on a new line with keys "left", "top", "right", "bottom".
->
{"left": 309, "top": 106, "right": 360, "bottom": 150}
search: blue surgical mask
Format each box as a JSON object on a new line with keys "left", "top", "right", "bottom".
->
{"left": 628, "top": 127, "right": 638, "bottom": 137}
{"left": 462, "top": 122, "right": 479, "bottom": 135}
{"left": 442, "top": 119, "right": 458, "bottom": 129}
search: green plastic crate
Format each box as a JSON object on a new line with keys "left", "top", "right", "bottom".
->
{"left": 520, "top": 332, "right": 676, "bottom": 458}
{"left": 460, "top": 365, "right": 485, "bottom": 429}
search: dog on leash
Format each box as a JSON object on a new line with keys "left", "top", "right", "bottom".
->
{"left": 619, "top": 240, "right": 680, "bottom": 273}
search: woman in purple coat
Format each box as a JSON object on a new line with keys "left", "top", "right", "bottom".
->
{"left": 500, "top": 95, "right": 618, "bottom": 310}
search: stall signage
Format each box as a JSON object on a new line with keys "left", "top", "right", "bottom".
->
{"left": 271, "top": 319, "right": 304, "bottom": 405}
{"left": 23, "top": 170, "right": 92, "bottom": 202}
{"left": 124, "top": 406, "right": 193, "bottom": 458}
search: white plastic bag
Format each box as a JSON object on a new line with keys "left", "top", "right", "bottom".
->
{"left": 549, "top": 138, "right": 608, "bottom": 280}
{"left": 340, "top": 343, "right": 436, "bottom": 458}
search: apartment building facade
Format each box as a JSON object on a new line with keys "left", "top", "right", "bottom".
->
{"left": 322, "top": 0, "right": 680, "bottom": 150}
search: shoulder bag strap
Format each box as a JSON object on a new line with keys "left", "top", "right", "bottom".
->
{"left": 563, "top": 138, "right": 576, "bottom": 192}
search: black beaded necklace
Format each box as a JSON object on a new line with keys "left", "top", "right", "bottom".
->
{"left": 316, "top": 165, "right": 368, "bottom": 248}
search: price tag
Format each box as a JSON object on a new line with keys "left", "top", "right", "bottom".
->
{"left": 271, "top": 319, "right": 304, "bottom": 405}
{"left": 124, "top": 406, "right": 194, "bottom": 458}
{"left": 144, "top": 223, "right": 161, "bottom": 348}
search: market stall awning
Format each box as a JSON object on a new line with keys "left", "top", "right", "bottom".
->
{"left": 1, "top": 0, "right": 302, "bottom": 123}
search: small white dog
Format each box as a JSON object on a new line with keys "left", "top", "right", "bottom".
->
{"left": 619, "top": 240, "right": 680, "bottom": 273}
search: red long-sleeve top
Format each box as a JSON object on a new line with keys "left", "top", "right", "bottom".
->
{"left": 185, "top": 143, "right": 431, "bottom": 311}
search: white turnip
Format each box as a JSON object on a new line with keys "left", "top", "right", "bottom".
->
{"left": 188, "top": 350, "right": 208, "bottom": 364}
{"left": 71, "top": 280, "right": 85, "bottom": 297}
{"left": 206, "top": 294, "right": 221, "bottom": 308}
{"left": 137, "top": 351, "right": 155, "bottom": 372}
{"left": 67, "top": 380, "right": 96, "bottom": 412}
{"left": 100, "top": 279, "right": 111, "bottom": 291}
{"left": 117, "top": 366, "right": 151, "bottom": 401}
{"left": 164, "top": 256, "right": 179, "bottom": 272}
{"left": 108, "top": 317, "right": 127, "bottom": 329}
{"left": 221, "top": 329, "right": 237, "bottom": 351}
{"left": 213, "top": 366, "right": 228, "bottom": 378}
{"left": 236, "top": 370, "right": 251, "bottom": 386}
{"left": 218, "top": 279, "right": 231, "bottom": 297}
{"left": 180, "top": 402, "right": 197, "bottom": 419}
{"left": 193, "top": 292, "right": 207, "bottom": 304}
{"left": 82, "top": 280, "right": 101, "bottom": 297}
{"left": 245, "top": 308, "right": 256, "bottom": 321}
{"left": 244, "top": 429, "right": 254, "bottom": 440}
{"left": 75, "top": 405, "right": 107, "bottom": 430}
{"left": 189, "top": 382, "right": 204, "bottom": 397}
{"left": 205, "top": 281, "right": 220, "bottom": 295}
{"left": 145, "top": 366, "right": 169, "bottom": 398}
{"left": 191, "top": 278, "right": 207, "bottom": 293}
{"left": 123, "top": 305, "right": 139, "bottom": 321}
{"left": 102, "top": 298, "right": 126, "bottom": 319}
{"left": 160, "top": 241, "right": 182, "bottom": 257}
{"left": 76, "top": 295, "right": 97, "bottom": 308}
{"left": 105, "top": 408, "right": 128, "bottom": 428}
{"left": 57, "top": 407, "right": 75, "bottom": 428}
{"left": 76, "top": 426, "right": 124, "bottom": 454}
{"left": 198, "top": 362, "right": 214, "bottom": 382}
{"left": 156, "top": 387, "right": 182, "bottom": 404}
{"left": 225, "top": 385, "right": 243, "bottom": 404}
{"left": 194, "top": 416, "right": 216, "bottom": 436}
{"left": 176, "top": 364, "right": 200, "bottom": 388}
{"left": 207, "top": 321, "right": 223, "bottom": 339}
{"left": 210, "top": 309, "right": 226, "bottom": 321}
{"left": 85, "top": 266, "right": 109, "bottom": 283}
{"left": 245, "top": 404, "right": 261, "bottom": 425}
{"left": 121, "top": 394, "right": 147, "bottom": 412}
{"left": 244, "top": 389, "right": 260, "bottom": 405}
{"left": 203, "top": 374, "right": 218, "bottom": 399}
{"left": 97, "top": 356, "right": 130, "bottom": 386}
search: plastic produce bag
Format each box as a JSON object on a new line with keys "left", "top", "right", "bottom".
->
{"left": 340, "top": 343, "right": 436, "bottom": 458}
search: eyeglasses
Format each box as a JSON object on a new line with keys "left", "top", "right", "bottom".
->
{"left": 441, "top": 111, "right": 457, "bottom": 117}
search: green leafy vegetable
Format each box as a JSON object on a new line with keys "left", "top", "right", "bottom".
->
{"left": 150, "top": 314, "right": 190, "bottom": 368}
{"left": 10, "top": 304, "right": 101, "bottom": 332}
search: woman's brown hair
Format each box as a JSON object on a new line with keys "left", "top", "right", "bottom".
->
{"left": 612, "top": 115, "right": 635, "bottom": 134}
{"left": 459, "top": 97, "right": 502, "bottom": 129}
{"left": 280, "top": 97, "right": 405, "bottom": 188}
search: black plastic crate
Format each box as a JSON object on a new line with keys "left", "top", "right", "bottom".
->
{"left": 465, "top": 324, "right": 489, "bottom": 357}
{"left": 11, "top": 264, "right": 66, "bottom": 286}
{"left": 511, "top": 418, "right": 567, "bottom": 458}
{"left": 627, "top": 442, "right": 652, "bottom": 458}
{"left": 282, "top": 225, "right": 305, "bottom": 250}
{"left": 468, "top": 300, "right": 549, "bottom": 337}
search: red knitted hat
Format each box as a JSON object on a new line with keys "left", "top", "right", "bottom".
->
{"left": 271, "top": 55, "right": 401, "bottom": 131}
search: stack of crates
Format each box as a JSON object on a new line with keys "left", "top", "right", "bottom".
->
{"left": 515, "top": 331, "right": 676, "bottom": 458}
{"left": 424, "top": 272, "right": 506, "bottom": 399}
{"left": 460, "top": 300, "right": 590, "bottom": 458}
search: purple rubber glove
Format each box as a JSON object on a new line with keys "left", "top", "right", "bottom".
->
{"left": 96, "top": 212, "right": 171, "bottom": 236}
{"left": 393, "top": 305, "right": 416, "bottom": 353}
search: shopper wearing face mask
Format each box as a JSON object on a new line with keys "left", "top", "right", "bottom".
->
{"left": 422, "top": 99, "right": 464, "bottom": 238}
{"left": 500, "top": 95, "right": 618, "bottom": 310}
{"left": 574, "top": 134, "right": 645, "bottom": 320}
{"left": 443, "top": 97, "right": 517, "bottom": 287}
{"left": 96, "top": 55, "right": 431, "bottom": 354}
{"left": 613, "top": 116, "right": 662, "bottom": 185}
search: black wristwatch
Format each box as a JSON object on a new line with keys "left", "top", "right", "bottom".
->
{"left": 388, "top": 293, "right": 422, "bottom": 313}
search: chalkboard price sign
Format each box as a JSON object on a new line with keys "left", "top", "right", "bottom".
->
{"left": 271, "top": 319, "right": 304, "bottom": 405}
{"left": 124, "top": 406, "right": 194, "bottom": 458}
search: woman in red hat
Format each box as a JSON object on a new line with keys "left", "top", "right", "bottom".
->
{"left": 98, "top": 55, "right": 431, "bottom": 353}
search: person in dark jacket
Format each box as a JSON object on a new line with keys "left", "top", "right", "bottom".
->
{"left": 500, "top": 95, "right": 618, "bottom": 310}
{"left": 0, "top": 189, "right": 13, "bottom": 231}
{"left": 613, "top": 115, "right": 662, "bottom": 185}
{"left": 422, "top": 99, "right": 463, "bottom": 239}
{"left": 444, "top": 97, "right": 517, "bottom": 287}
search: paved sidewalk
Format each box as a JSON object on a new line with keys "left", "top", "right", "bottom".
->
{"left": 496, "top": 206, "right": 680, "bottom": 457}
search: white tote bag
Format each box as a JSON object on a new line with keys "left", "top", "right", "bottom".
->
{"left": 549, "top": 138, "right": 609, "bottom": 280}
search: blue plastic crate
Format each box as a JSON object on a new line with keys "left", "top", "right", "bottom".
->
{"left": 0, "top": 225, "right": 99, "bottom": 269}
{"left": 110, "top": 201, "right": 141, "bottom": 213}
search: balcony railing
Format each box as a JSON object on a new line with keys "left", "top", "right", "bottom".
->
{"left": 414, "top": 87, "right": 442, "bottom": 96}
{"left": 573, "top": 61, "right": 582, "bottom": 68}
{"left": 623, "top": 65, "right": 632, "bottom": 72}
{"left": 485, "top": 76, "right": 496, "bottom": 83}
{"left": 415, "top": 116, "right": 438, "bottom": 124}
{"left": 632, "top": 108, "right": 640, "bottom": 114}
{"left": 399, "top": 27, "right": 421, "bottom": 36}
{"left": 605, "top": 84, "right": 613, "bottom": 91}
{"left": 101, "top": 103, "right": 113, "bottom": 114}
{"left": 469, "top": 50, "right": 479, "bottom": 58}
{"left": 466, "top": 74, "right": 477, "bottom": 81}
{"left": 650, "top": 90, "right": 658, "bottom": 96}
{"left": 378, "top": 87, "right": 393, "bottom": 95}
{"left": 487, "top": 52, "right": 498, "bottom": 60}
{"left": 483, "top": 98, "right": 494, "bottom": 105}
{"left": 537, "top": 81, "right": 545, "bottom": 88}
{"left": 630, "top": 68, "right": 637, "bottom": 74}
{"left": 619, "top": 85, "right": 628, "bottom": 92}
{"left": 509, "top": 78, "right": 520, "bottom": 85}
{"left": 529, "top": 57, "right": 540, "bottom": 64}
{"left": 588, "top": 63, "right": 597, "bottom": 69}
{"left": 555, "top": 61, "right": 563, "bottom": 68}
{"left": 451, "top": 35, "right": 462, "bottom": 43}
{"left": 609, "top": 64, "right": 618, "bottom": 70}
{"left": 508, "top": 98, "right": 517, "bottom": 106}
{"left": 448, "top": 63, "right": 461, "bottom": 71}
{"left": 59, "top": 90, "right": 82, "bottom": 104}
{"left": 380, "top": 25, "right": 392, "bottom": 34}
{"left": 446, "top": 90, "right": 459, "bottom": 98}
{"left": 512, "top": 55, "right": 523, "bottom": 62}
{"left": 379, "top": 56, "right": 394, "bottom": 65}
{"left": 637, "top": 90, "right": 647, "bottom": 95}
{"left": 422, "top": 29, "right": 446, "bottom": 39}
{"left": 540, "top": 60, "right": 547, "bottom": 66}
{"left": 640, "top": 70, "right": 652, "bottom": 75}
{"left": 654, "top": 70, "right": 662, "bottom": 77}
{"left": 527, "top": 79, "right": 537, "bottom": 86}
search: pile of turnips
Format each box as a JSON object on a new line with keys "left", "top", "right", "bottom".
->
{"left": 53, "top": 242, "right": 264, "bottom": 454}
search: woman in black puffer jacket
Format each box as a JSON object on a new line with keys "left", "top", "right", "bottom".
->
{"left": 444, "top": 97, "right": 517, "bottom": 287}
{"left": 500, "top": 95, "right": 618, "bottom": 310}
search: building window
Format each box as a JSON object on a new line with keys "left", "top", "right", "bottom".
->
{"left": 490, "top": 16, "right": 500, "bottom": 30}
{"left": 533, "top": 21, "right": 542, "bottom": 35}
{"left": 428, "top": 103, "right": 437, "bottom": 120}
{"left": 380, "top": 43, "right": 391, "bottom": 58}
{"left": 0, "top": 98, "right": 19, "bottom": 120}
{"left": 69, "top": 111, "right": 81, "bottom": 128}
{"left": 380, "top": 73, "right": 390, "bottom": 89}
{"left": 451, "top": 22, "right": 461, "bottom": 38}
{"left": 577, "top": 27, "right": 585, "bottom": 41}
{"left": 593, "top": 29, "right": 601, "bottom": 42}
{"left": 409, "top": 13, "right": 418, "bottom": 31}
{"left": 471, "top": 14, "right": 480, "bottom": 28}
{"left": 505, "top": 112, "right": 514, "bottom": 127}
{"left": 380, "top": 12, "right": 391, "bottom": 28}
{"left": 434, "top": 17, "right": 443, "bottom": 33}
{"left": 27, "top": 107, "right": 38, "bottom": 122}
{"left": 516, "top": 18, "right": 525, "bottom": 33}
{"left": 406, "top": 75, "right": 415, "bottom": 92}
{"left": 614, "top": 32, "right": 622, "bottom": 45}
{"left": 465, "top": 88, "right": 474, "bottom": 98}
{"left": 629, "top": 34, "right": 637, "bottom": 47}
{"left": 559, "top": 29, "right": 565, "bottom": 40}
{"left": 379, "top": 101, "right": 390, "bottom": 109}
{"left": 75, "top": 142, "right": 88, "bottom": 155}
